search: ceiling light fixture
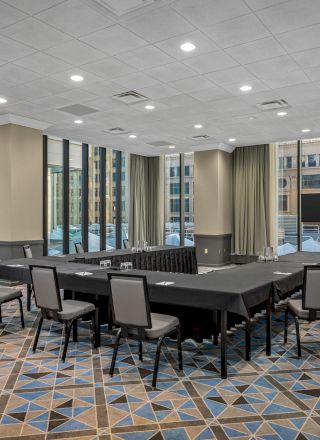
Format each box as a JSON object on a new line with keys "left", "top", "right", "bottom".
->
{"left": 229, "top": 138, "right": 236, "bottom": 142}
{"left": 0, "top": 97, "right": 7, "bottom": 104}
{"left": 74, "top": 119, "right": 83, "bottom": 124}
{"left": 129, "top": 134, "right": 137, "bottom": 138}
{"left": 277, "top": 111, "right": 287, "bottom": 117}
{"left": 145, "top": 104, "right": 155, "bottom": 110}
{"left": 240, "top": 85, "right": 252, "bottom": 92}
{"left": 169, "top": 145, "right": 176, "bottom": 149}
{"left": 180, "top": 42, "right": 196, "bottom": 52}
{"left": 301, "top": 128, "right": 310, "bottom": 133}
{"left": 70, "top": 74, "right": 84, "bottom": 82}
{"left": 194, "top": 124, "right": 203, "bottom": 129}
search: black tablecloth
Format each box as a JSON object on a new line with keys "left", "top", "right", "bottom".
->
{"left": 279, "top": 251, "right": 320, "bottom": 264}
{"left": 71, "top": 246, "right": 198, "bottom": 274}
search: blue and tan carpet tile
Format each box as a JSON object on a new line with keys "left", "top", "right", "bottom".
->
{"left": 0, "top": 286, "right": 319, "bottom": 439}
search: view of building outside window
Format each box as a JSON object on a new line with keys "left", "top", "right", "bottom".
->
{"left": 47, "top": 137, "right": 63, "bottom": 255}
{"left": 88, "top": 145, "right": 100, "bottom": 251}
{"left": 121, "top": 152, "right": 130, "bottom": 245}
{"left": 184, "top": 153, "right": 194, "bottom": 246}
{"left": 69, "top": 142, "right": 82, "bottom": 253}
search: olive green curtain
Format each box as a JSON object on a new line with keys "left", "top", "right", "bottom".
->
{"left": 129, "top": 154, "right": 164, "bottom": 246}
{"left": 233, "top": 144, "right": 277, "bottom": 255}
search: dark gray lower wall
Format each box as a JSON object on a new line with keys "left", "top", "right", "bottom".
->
{"left": 0, "top": 240, "right": 44, "bottom": 260}
{"left": 194, "top": 234, "right": 232, "bottom": 266}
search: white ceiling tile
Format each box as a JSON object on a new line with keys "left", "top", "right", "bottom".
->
{"left": 113, "top": 72, "right": 160, "bottom": 90}
{"left": 291, "top": 48, "right": 320, "bottom": 69}
{"left": 225, "top": 37, "right": 286, "bottom": 65}
{"left": 169, "top": 76, "right": 214, "bottom": 93}
{"left": 116, "top": 45, "right": 174, "bottom": 70}
{"left": 80, "top": 25, "right": 147, "bottom": 56}
{"left": 121, "top": 6, "right": 194, "bottom": 43}
{"left": 1, "top": 0, "right": 67, "bottom": 15}
{"left": 27, "top": 78, "right": 70, "bottom": 95}
{"left": 45, "top": 40, "right": 106, "bottom": 66}
{"left": 221, "top": 78, "right": 270, "bottom": 95}
{"left": 13, "top": 51, "right": 71, "bottom": 75}
{"left": 50, "top": 68, "right": 103, "bottom": 88}
{"left": 188, "top": 86, "right": 232, "bottom": 102}
{"left": 155, "top": 30, "right": 218, "bottom": 60}
{"left": 0, "top": 35, "right": 36, "bottom": 62}
{"left": 56, "top": 88, "right": 98, "bottom": 103}
{"left": 245, "top": 55, "right": 300, "bottom": 79}
{"left": 0, "top": 63, "right": 41, "bottom": 86}
{"left": 36, "top": 0, "right": 112, "bottom": 38}
{"left": 183, "top": 50, "right": 238, "bottom": 74}
{"left": 1, "top": 17, "right": 71, "bottom": 50}
{"left": 147, "top": 62, "right": 196, "bottom": 83}
{"left": 276, "top": 24, "right": 320, "bottom": 53}
{"left": 0, "top": 1, "right": 27, "bottom": 28}
{"left": 30, "top": 95, "right": 73, "bottom": 111}
{"left": 244, "top": 0, "right": 288, "bottom": 10}
{"left": 205, "top": 66, "right": 257, "bottom": 86}
{"left": 304, "top": 66, "right": 320, "bottom": 82}
{"left": 203, "top": 14, "right": 270, "bottom": 48}
{"left": 172, "top": 0, "right": 251, "bottom": 27}
{"left": 257, "top": 0, "right": 320, "bottom": 34}
{"left": 81, "top": 57, "right": 135, "bottom": 80}
{"left": 138, "top": 83, "right": 178, "bottom": 100}
{"left": 262, "top": 70, "right": 310, "bottom": 89}
{"left": 158, "top": 94, "right": 200, "bottom": 108}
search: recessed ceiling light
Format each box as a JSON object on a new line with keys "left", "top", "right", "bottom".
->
{"left": 74, "top": 119, "right": 83, "bottom": 124}
{"left": 301, "top": 128, "right": 310, "bottom": 133}
{"left": 169, "top": 145, "right": 176, "bottom": 149}
{"left": 194, "top": 124, "right": 203, "bottom": 129}
{"left": 240, "top": 85, "right": 252, "bottom": 92}
{"left": 180, "top": 42, "right": 196, "bottom": 52}
{"left": 70, "top": 74, "right": 84, "bottom": 82}
{"left": 0, "top": 97, "right": 7, "bottom": 104}
{"left": 229, "top": 138, "right": 236, "bottom": 142}
{"left": 129, "top": 134, "right": 137, "bottom": 138}
{"left": 145, "top": 104, "right": 155, "bottom": 110}
{"left": 277, "top": 111, "right": 287, "bottom": 117}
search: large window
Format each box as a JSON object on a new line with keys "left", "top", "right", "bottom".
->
{"left": 121, "top": 152, "right": 130, "bottom": 246}
{"left": 106, "top": 150, "right": 115, "bottom": 250}
{"left": 88, "top": 145, "right": 100, "bottom": 251}
{"left": 47, "top": 137, "right": 63, "bottom": 256}
{"left": 184, "top": 153, "right": 194, "bottom": 246}
{"left": 69, "top": 142, "right": 82, "bottom": 253}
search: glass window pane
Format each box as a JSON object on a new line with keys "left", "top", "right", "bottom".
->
{"left": 69, "top": 142, "right": 82, "bottom": 253}
{"left": 301, "top": 138, "right": 320, "bottom": 251}
{"left": 277, "top": 141, "right": 298, "bottom": 255}
{"left": 106, "top": 149, "right": 116, "bottom": 250}
{"left": 47, "top": 137, "right": 63, "bottom": 255}
{"left": 184, "top": 153, "right": 194, "bottom": 246}
{"left": 165, "top": 154, "right": 181, "bottom": 245}
{"left": 88, "top": 145, "right": 100, "bottom": 251}
{"left": 121, "top": 152, "right": 129, "bottom": 246}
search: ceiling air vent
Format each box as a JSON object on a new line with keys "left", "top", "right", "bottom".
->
{"left": 103, "top": 127, "right": 130, "bottom": 135}
{"left": 57, "top": 104, "right": 98, "bottom": 116}
{"left": 256, "top": 99, "right": 290, "bottom": 112}
{"left": 147, "top": 141, "right": 174, "bottom": 147}
{"left": 112, "top": 90, "right": 148, "bottom": 104}
{"left": 191, "top": 135, "right": 212, "bottom": 141}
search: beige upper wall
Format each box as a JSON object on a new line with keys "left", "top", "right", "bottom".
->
{"left": 194, "top": 149, "right": 232, "bottom": 235}
{"left": 0, "top": 124, "right": 43, "bottom": 241}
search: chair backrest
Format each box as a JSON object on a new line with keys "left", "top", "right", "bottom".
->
{"left": 303, "top": 266, "right": 320, "bottom": 310}
{"left": 75, "top": 242, "right": 84, "bottom": 254}
{"left": 108, "top": 273, "right": 151, "bottom": 329}
{"left": 123, "top": 239, "right": 130, "bottom": 249}
{"left": 30, "top": 265, "right": 62, "bottom": 314}
{"left": 23, "top": 244, "right": 32, "bottom": 258}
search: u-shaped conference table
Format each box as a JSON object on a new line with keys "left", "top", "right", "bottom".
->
{"left": 0, "top": 248, "right": 313, "bottom": 378}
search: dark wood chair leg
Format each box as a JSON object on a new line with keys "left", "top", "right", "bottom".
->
{"left": 33, "top": 317, "right": 43, "bottom": 352}
{"left": 91, "top": 310, "right": 99, "bottom": 348}
{"left": 27, "top": 284, "right": 32, "bottom": 311}
{"left": 110, "top": 329, "right": 121, "bottom": 376}
{"left": 0, "top": 304, "right": 2, "bottom": 323}
{"left": 177, "top": 326, "right": 183, "bottom": 370}
{"left": 17, "top": 297, "right": 24, "bottom": 328}
{"left": 152, "top": 336, "right": 165, "bottom": 389}
{"left": 221, "top": 310, "right": 227, "bottom": 379}
{"left": 284, "top": 306, "right": 289, "bottom": 343}
{"left": 266, "top": 295, "right": 272, "bottom": 356}
{"left": 212, "top": 310, "right": 219, "bottom": 345}
{"left": 72, "top": 319, "right": 78, "bottom": 342}
{"left": 294, "top": 316, "right": 302, "bottom": 359}
{"left": 138, "top": 340, "right": 143, "bottom": 361}
{"left": 62, "top": 321, "right": 73, "bottom": 362}
{"left": 245, "top": 319, "right": 251, "bottom": 361}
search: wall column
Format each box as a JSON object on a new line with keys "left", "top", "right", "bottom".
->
{"left": 0, "top": 124, "right": 43, "bottom": 258}
{"left": 194, "top": 149, "right": 233, "bottom": 266}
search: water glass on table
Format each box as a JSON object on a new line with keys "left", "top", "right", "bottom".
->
{"left": 100, "top": 259, "right": 111, "bottom": 269}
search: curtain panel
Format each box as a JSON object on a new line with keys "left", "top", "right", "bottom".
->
{"left": 232, "top": 144, "right": 277, "bottom": 255}
{"left": 129, "top": 154, "right": 164, "bottom": 246}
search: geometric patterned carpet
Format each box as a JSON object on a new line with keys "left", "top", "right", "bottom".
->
{"left": 0, "top": 286, "right": 319, "bottom": 439}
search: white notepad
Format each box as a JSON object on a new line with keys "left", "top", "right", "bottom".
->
{"left": 273, "top": 271, "right": 292, "bottom": 275}
{"left": 75, "top": 271, "right": 93, "bottom": 276}
{"left": 156, "top": 281, "right": 175, "bottom": 286}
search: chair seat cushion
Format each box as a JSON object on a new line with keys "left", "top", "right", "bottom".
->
{"left": 0, "top": 287, "right": 22, "bottom": 303}
{"left": 288, "top": 299, "right": 320, "bottom": 319}
{"left": 144, "top": 313, "right": 179, "bottom": 339}
{"left": 58, "top": 300, "right": 95, "bottom": 321}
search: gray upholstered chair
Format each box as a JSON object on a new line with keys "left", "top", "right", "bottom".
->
{"left": 123, "top": 239, "right": 130, "bottom": 249}
{"left": 284, "top": 265, "right": 320, "bottom": 358}
{"left": 0, "top": 287, "right": 24, "bottom": 328}
{"left": 22, "top": 244, "right": 33, "bottom": 311}
{"left": 107, "top": 273, "right": 182, "bottom": 388}
{"left": 75, "top": 242, "right": 84, "bottom": 254}
{"left": 30, "top": 265, "right": 99, "bottom": 361}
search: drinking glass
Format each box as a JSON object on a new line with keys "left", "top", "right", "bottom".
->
{"left": 127, "top": 262, "right": 133, "bottom": 271}
{"left": 120, "top": 262, "right": 127, "bottom": 271}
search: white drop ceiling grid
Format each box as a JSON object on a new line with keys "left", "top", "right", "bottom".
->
{"left": 0, "top": 0, "right": 320, "bottom": 154}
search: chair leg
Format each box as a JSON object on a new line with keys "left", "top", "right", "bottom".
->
{"left": 110, "top": 329, "right": 121, "bottom": 376}
{"left": 62, "top": 321, "right": 73, "bottom": 362}
{"left": 294, "top": 316, "right": 302, "bottom": 359}
{"left": 0, "top": 304, "right": 2, "bottom": 323}
{"left": 245, "top": 319, "right": 251, "bottom": 361}
{"left": 27, "top": 284, "right": 32, "bottom": 311}
{"left": 177, "top": 326, "right": 183, "bottom": 370}
{"left": 17, "top": 297, "right": 24, "bottom": 328}
{"left": 72, "top": 319, "right": 78, "bottom": 342}
{"left": 33, "top": 317, "right": 43, "bottom": 352}
{"left": 212, "top": 310, "right": 219, "bottom": 345}
{"left": 138, "top": 340, "right": 143, "bottom": 361}
{"left": 152, "top": 336, "right": 165, "bottom": 389}
{"left": 284, "top": 306, "right": 289, "bottom": 343}
{"left": 91, "top": 310, "right": 100, "bottom": 349}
